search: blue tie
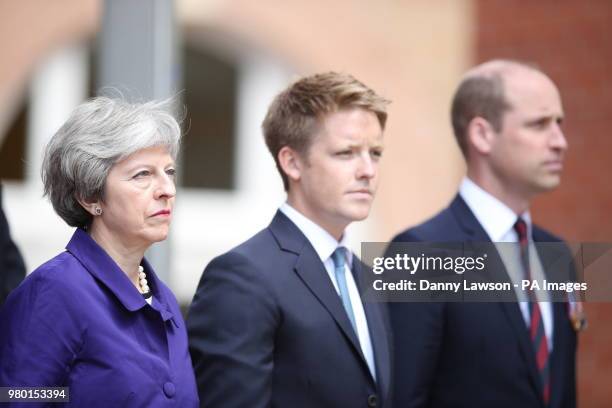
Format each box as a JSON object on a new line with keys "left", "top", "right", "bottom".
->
{"left": 331, "top": 247, "right": 357, "bottom": 334}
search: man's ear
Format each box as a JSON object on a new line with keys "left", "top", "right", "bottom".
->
{"left": 278, "top": 146, "right": 304, "bottom": 184}
{"left": 77, "top": 196, "right": 103, "bottom": 217}
{"left": 467, "top": 117, "right": 497, "bottom": 155}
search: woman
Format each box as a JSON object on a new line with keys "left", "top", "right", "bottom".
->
{"left": 0, "top": 97, "right": 198, "bottom": 407}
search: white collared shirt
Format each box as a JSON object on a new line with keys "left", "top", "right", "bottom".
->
{"left": 279, "top": 203, "right": 377, "bottom": 379}
{"left": 459, "top": 178, "right": 553, "bottom": 350}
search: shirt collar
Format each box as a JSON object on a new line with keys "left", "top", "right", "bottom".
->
{"left": 279, "top": 202, "right": 352, "bottom": 266}
{"left": 459, "top": 177, "right": 532, "bottom": 242}
{"left": 65, "top": 228, "right": 171, "bottom": 316}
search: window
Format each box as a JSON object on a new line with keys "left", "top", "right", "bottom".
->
{"left": 181, "top": 44, "right": 238, "bottom": 190}
{"left": 0, "top": 103, "right": 27, "bottom": 181}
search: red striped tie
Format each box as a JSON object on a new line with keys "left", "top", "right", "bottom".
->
{"left": 514, "top": 218, "right": 550, "bottom": 405}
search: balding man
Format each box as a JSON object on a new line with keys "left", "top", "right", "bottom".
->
{"left": 389, "top": 60, "right": 577, "bottom": 408}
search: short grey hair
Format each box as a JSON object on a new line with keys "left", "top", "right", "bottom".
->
{"left": 42, "top": 96, "right": 181, "bottom": 228}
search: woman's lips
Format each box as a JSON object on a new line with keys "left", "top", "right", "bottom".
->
{"left": 151, "top": 209, "right": 171, "bottom": 217}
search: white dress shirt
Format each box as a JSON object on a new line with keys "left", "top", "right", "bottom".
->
{"left": 279, "top": 203, "right": 377, "bottom": 379}
{"left": 459, "top": 177, "right": 553, "bottom": 350}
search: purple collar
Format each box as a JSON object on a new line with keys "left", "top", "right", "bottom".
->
{"left": 66, "top": 228, "right": 174, "bottom": 323}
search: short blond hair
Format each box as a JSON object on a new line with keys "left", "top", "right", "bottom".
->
{"left": 262, "top": 72, "right": 389, "bottom": 190}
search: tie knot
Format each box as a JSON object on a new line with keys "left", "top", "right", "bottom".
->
{"left": 514, "top": 217, "right": 528, "bottom": 242}
{"left": 331, "top": 247, "right": 347, "bottom": 269}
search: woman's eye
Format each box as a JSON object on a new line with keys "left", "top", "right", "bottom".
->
{"left": 166, "top": 168, "right": 176, "bottom": 177}
{"left": 336, "top": 150, "right": 352, "bottom": 157}
{"left": 133, "top": 170, "right": 151, "bottom": 179}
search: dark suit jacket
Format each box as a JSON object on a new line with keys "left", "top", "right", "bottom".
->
{"left": 0, "top": 184, "right": 25, "bottom": 307}
{"left": 187, "top": 211, "right": 392, "bottom": 408}
{"left": 389, "top": 195, "right": 576, "bottom": 408}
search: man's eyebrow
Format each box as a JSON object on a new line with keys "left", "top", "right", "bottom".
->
{"left": 525, "top": 114, "right": 564, "bottom": 124}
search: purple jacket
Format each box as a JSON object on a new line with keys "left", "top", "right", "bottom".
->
{"left": 0, "top": 228, "right": 199, "bottom": 407}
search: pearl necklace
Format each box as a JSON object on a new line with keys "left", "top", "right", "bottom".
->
{"left": 138, "top": 265, "right": 152, "bottom": 299}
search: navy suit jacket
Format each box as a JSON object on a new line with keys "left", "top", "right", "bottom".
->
{"left": 0, "top": 184, "right": 25, "bottom": 307}
{"left": 389, "top": 195, "right": 577, "bottom": 408}
{"left": 187, "top": 211, "right": 392, "bottom": 408}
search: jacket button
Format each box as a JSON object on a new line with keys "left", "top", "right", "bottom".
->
{"left": 163, "top": 382, "right": 176, "bottom": 398}
{"left": 367, "top": 394, "right": 378, "bottom": 407}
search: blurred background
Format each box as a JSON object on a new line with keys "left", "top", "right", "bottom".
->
{"left": 0, "top": 0, "right": 610, "bottom": 405}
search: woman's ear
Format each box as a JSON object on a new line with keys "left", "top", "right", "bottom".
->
{"left": 77, "top": 197, "right": 103, "bottom": 216}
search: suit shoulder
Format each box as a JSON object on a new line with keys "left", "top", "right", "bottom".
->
{"left": 213, "top": 227, "right": 275, "bottom": 263}
{"left": 191, "top": 227, "right": 281, "bottom": 314}
{"left": 18, "top": 252, "right": 89, "bottom": 294}
{"left": 234, "top": 227, "right": 278, "bottom": 257}
{"left": 202, "top": 227, "right": 284, "bottom": 283}
{"left": 2, "top": 252, "right": 88, "bottom": 323}
{"left": 392, "top": 206, "right": 458, "bottom": 242}
{"left": 532, "top": 224, "right": 564, "bottom": 242}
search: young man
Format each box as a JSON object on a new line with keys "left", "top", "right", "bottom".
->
{"left": 390, "top": 60, "right": 577, "bottom": 408}
{"left": 188, "top": 72, "right": 392, "bottom": 408}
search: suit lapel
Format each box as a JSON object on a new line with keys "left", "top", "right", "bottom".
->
{"left": 497, "top": 303, "right": 542, "bottom": 394}
{"left": 449, "top": 195, "right": 491, "bottom": 241}
{"left": 268, "top": 211, "right": 373, "bottom": 381}
{"left": 293, "top": 250, "right": 366, "bottom": 360}
{"left": 548, "top": 302, "right": 570, "bottom": 408}
{"left": 450, "top": 195, "right": 543, "bottom": 398}
{"left": 532, "top": 228, "right": 574, "bottom": 408}
{"left": 352, "top": 260, "right": 391, "bottom": 398}
{"left": 532, "top": 228, "right": 574, "bottom": 285}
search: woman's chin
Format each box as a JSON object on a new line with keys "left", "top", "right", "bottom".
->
{"left": 143, "top": 227, "right": 170, "bottom": 245}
